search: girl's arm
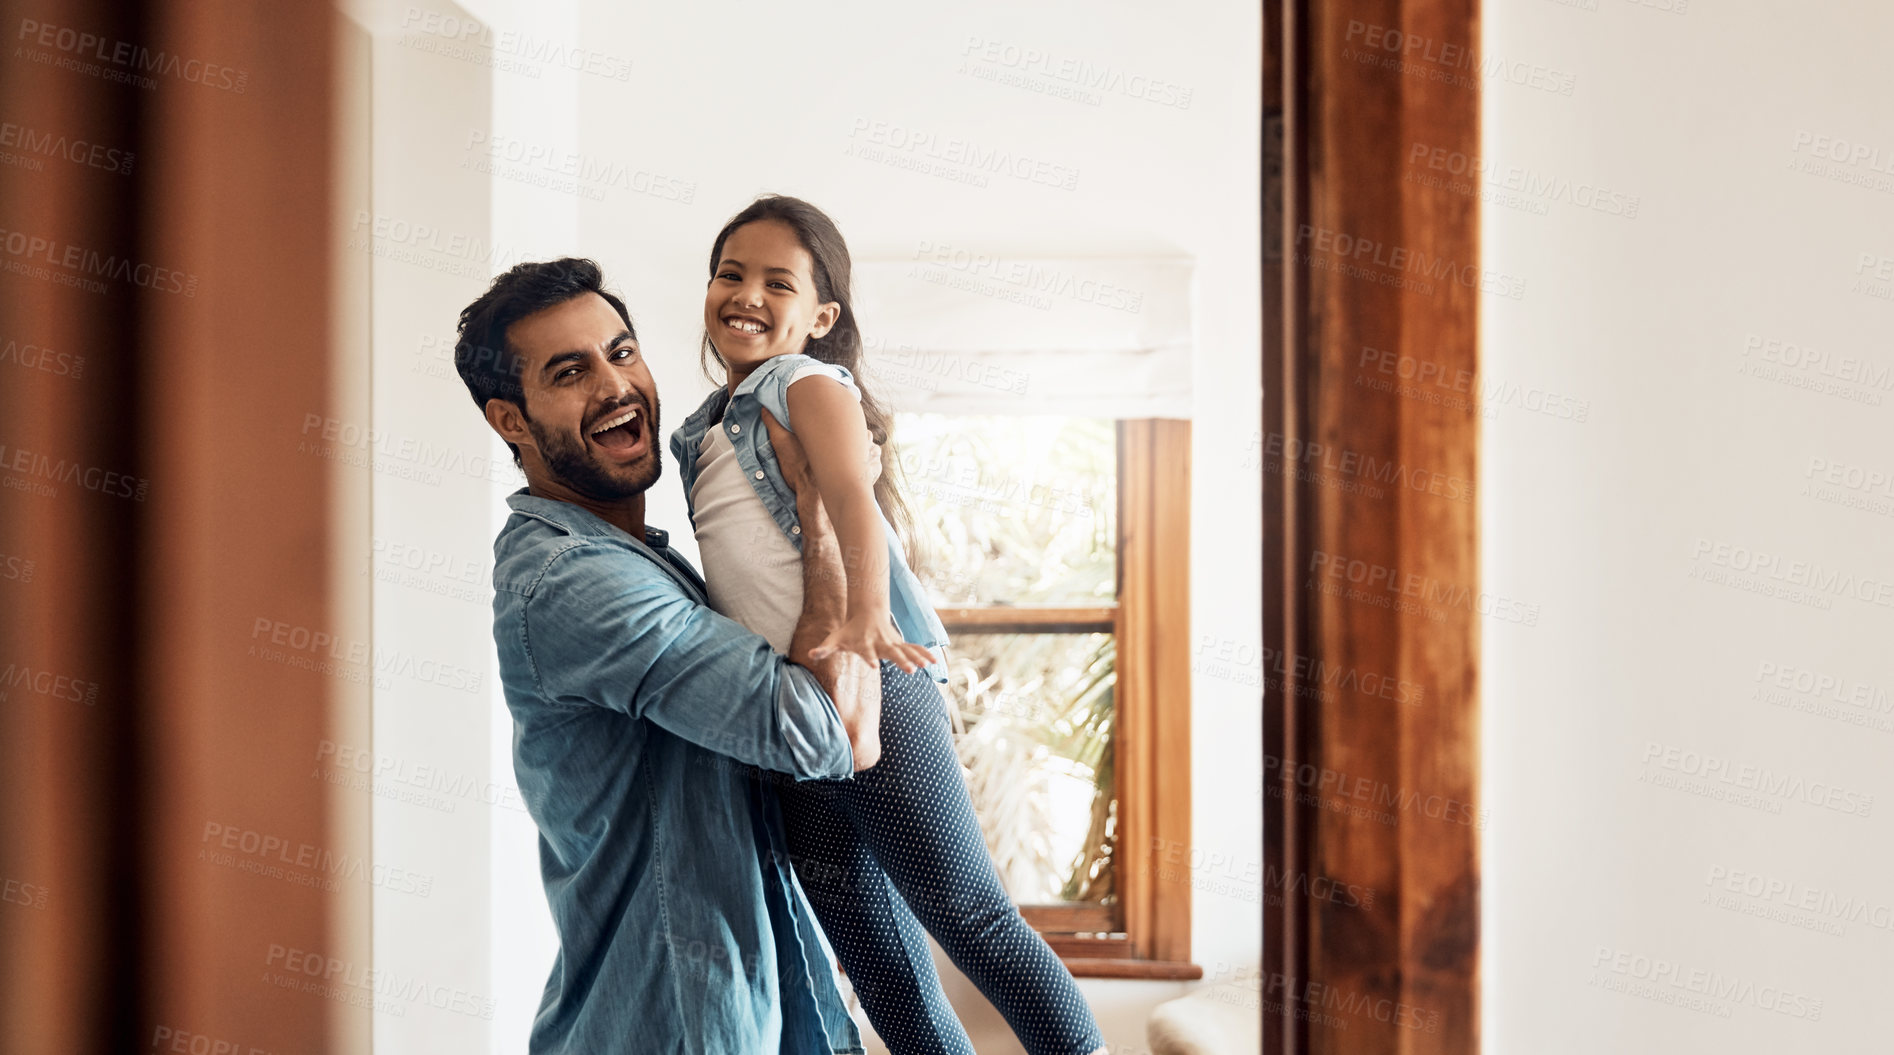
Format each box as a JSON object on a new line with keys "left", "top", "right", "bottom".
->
{"left": 765, "top": 376, "right": 936, "bottom": 673}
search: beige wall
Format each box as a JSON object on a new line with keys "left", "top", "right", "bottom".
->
{"left": 1482, "top": 3, "right": 1894, "bottom": 1050}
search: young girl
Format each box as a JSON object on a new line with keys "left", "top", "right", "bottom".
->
{"left": 669, "top": 196, "right": 1106, "bottom": 1055}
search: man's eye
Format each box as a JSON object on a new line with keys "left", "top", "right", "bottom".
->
{"left": 613, "top": 346, "right": 636, "bottom": 360}
{"left": 556, "top": 367, "right": 579, "bottom": 380}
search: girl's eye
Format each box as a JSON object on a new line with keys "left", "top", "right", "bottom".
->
{"left": 769, "top": 281, "right": 792, "bottom": 291}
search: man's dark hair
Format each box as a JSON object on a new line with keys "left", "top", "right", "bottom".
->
{"left": 455, "top": 257, "right": 635, "bottom": 467}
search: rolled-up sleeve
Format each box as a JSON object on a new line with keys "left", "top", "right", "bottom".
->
{"left": 756, "top": 355, "right": 857, "bottom": 433}
{"left": 523, "top": 542, "right": 855, "bottom": 779}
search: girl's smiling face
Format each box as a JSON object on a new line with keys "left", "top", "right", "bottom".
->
{"left": 705, "top": 219, "right": 840, "bottom": 383}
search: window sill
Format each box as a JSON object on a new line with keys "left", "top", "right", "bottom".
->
{"left": 1024, "top": 908, "right": 1199, "bottom": 980}
{"left": 1061, "top": 957, "right": 1203, "bottom": 980}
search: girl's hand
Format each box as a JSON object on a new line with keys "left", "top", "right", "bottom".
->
{"left": 810, "top": 612, "right": 938, "bottom": 674}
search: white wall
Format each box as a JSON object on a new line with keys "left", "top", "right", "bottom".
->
{"left": 566, "top": 4, "right": 1260, "bottom": 1051}
{"left": 1483, "top": 3, "right": 1894, "bottom": 1051}
{"left": 355, "top": 1, "right": 1263, "bottom": 1052}
{"left": 345, "top": 1, "right": 591, "bottom": 1050}
{"left": 356, "top": 3, "right": 500, "bottom": 1053}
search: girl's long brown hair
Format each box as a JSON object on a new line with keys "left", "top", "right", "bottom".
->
{"left": 701, "top": 195, "right": 919, "bottom": 561}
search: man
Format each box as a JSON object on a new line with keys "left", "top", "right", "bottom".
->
{"left": 454, "top": 257, "right": 880, "bottom": 1055}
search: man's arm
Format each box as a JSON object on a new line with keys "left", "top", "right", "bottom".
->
{"left": 522, "top": 545, "right": 860, "bottom": 779}
{"left": 787, "top": 476, "right": 883, "bottom": 770}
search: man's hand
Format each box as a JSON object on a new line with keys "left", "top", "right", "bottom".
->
{"left": 825, "top": 650, "right": 883, "bottom": 771}
{"left": 791, "top": 519, "right": 883, "bottom": 770}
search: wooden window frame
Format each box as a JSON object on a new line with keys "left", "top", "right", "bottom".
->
{"left": 931, "top": 418, "right": 1198, "bottom": 981}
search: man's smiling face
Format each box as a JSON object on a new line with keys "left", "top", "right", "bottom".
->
{"left": 492, "top": 291, "right": 662, "bottom": 503}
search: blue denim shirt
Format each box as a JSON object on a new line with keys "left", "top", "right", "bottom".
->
{"left": 490, "top": 488, "right": 865, "bottom": 1055}
{"left": 668, "top": 353, "right": 950, "bottom": 682}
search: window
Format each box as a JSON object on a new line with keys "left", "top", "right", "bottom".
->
{"left": 898, "top": 413, "right": 1195, "bottom": 977}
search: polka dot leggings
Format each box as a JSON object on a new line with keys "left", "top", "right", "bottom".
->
{"left": 775, "top": 661, "right": 1105, "bottom": 1055}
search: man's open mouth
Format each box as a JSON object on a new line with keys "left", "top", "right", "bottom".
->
{"left": 588, "top": 403, "right": 646, "bottom": 455}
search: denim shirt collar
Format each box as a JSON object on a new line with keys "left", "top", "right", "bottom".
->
{"left": 670, "top": 352, "right": 802, "bottom": 469}
{"left": 505, "top": 487, "right": 673, "bottom": 550}
{"left": 677, "top": 384, "right": 733, "bottom": 441}
{"left": 732, "top": 355, "right": 781, "bottom": 398}
{"left": 504, "top": 488, "right": 699, "bottom": 606}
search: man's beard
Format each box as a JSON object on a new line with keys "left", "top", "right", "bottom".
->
{"left": 526, "top": 395, "right": 662, "bottom": 502}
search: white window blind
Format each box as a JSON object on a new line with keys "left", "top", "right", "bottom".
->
{"left": 851, "top": 255, "right": 1194, "bottom": 419}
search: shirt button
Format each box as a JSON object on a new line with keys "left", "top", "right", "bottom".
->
{"left": 753, "top": 470, "right": 765, "bottom": 480}
{"left": 729, "top": 424, "right": 740, "bottom": 433}
{"left": 791, "top": 525, "right": 801, "bottom": 534}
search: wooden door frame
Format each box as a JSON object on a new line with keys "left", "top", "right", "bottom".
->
{"left": 0, "top": 2, "right": 347, "bottom": 1050}
{"left": 1264, "top": 0, "right": 1482, "bottom": 1052}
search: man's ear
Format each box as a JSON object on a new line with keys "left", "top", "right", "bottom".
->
{"left": 484, "top": 397, "right": 532, "bottom": 453}
{"left": 809, "top": 300, "right": 842, "bottom": 341}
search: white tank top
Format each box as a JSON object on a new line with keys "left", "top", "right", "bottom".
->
{"left": 690, "top": 366, "right": 860, "bottom": 653}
